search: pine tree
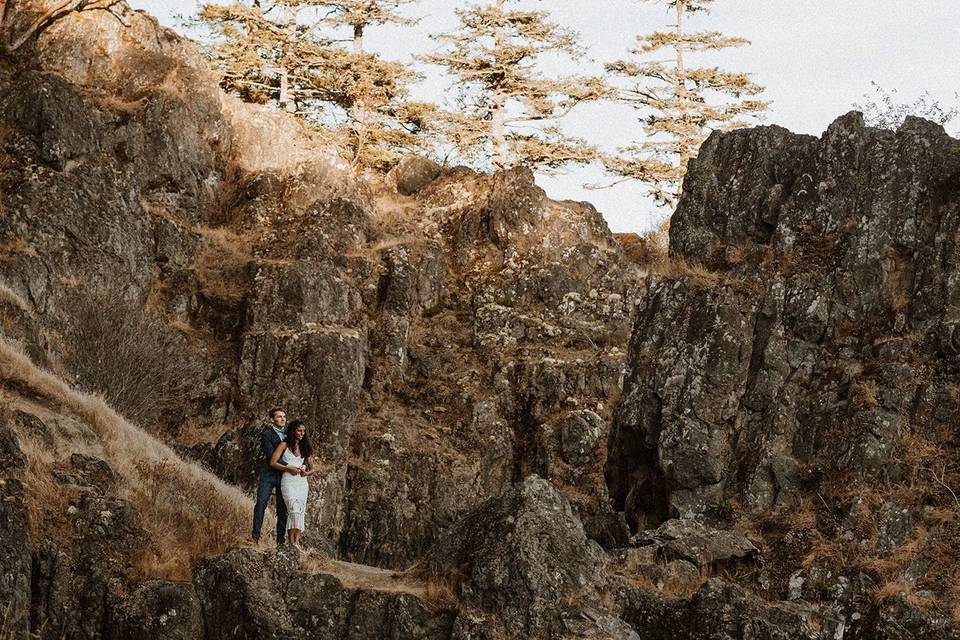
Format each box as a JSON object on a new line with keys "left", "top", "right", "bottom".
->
{"left": 602, "top": 0, "right": 768, "bottom": 206}
{"left": 306, "top": 0, "right": 438, "bottom": 167}
{"left": 424, "top": 0, "right": 608, "bottom": 173}
{"left": 197, "top": 1, "right": 334, "bottom": 114}
{"left": 198, "top": 1, "right": 434, "bottom": 169}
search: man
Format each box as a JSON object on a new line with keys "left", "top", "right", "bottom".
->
{"left": 251, "top": 406, "right": 288, "bottom": 544}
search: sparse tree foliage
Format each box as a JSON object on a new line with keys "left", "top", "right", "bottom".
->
{"left": 197, "top": 0, "right": 433, "bottom": 169}
{"left": 197, "top": 2, "right": 334, "bottom": 113}
{"left": 307, "top": 0, "right": 438, "bottom": 167}
{"left": 855, "top": 81, "right": 959, "bottom": 132}
{"left": 424, "top": 0, "right": 608, "bottom": 172}
{"left": 602, "top": 0, "right": 768, "bottom": 206}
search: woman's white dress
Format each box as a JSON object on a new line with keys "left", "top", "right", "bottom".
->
{"left": 280, "top": 449, "right": 308, "bottom": 530}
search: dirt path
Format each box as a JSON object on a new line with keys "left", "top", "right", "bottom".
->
{"left": 303, "top": 554, "right": 427, "bottom": 598}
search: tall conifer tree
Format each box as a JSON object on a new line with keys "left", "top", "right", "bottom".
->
{"left": 307, "top": 0, "right": 437, "bottom": 167}
{"left": 603, "top": 0, "right": 768, "bottom": 206}
{"left": 198, "top": 0, "right": 433, "bottom": 169}
{"left": 425, "top": 0, "right": 608, "bottom": 172}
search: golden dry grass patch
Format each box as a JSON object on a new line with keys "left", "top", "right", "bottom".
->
{"left": 0, "top": 338, "right": 267, "bottom": 580}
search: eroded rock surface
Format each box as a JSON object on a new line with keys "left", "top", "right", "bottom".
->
{"left": 5, "top": 1, "right": 960, "bottom": 638}
{"left": 607, "top": 113, "right": 960, "bottom": 632}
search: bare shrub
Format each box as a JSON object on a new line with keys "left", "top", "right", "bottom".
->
{"left": 60, "top": 291, "right": 199, "bottom": 428}
{"left": 193, "top": 227, "right": 253, "bottom": 304}
{"left": 615, "top": 219, "right": 670, "bottom": 270}
{"left": 855, "top": 82, "right": 959, "bottom": 133}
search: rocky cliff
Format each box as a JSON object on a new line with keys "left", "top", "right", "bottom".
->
{"left": 1, "top": 1, "right": 959, "bottom": 639}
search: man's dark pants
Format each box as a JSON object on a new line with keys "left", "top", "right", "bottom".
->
{"left": 251, "top": 470, "right": 287, "bottom": 544}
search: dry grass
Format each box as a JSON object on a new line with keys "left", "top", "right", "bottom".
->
{"left": 659, "top": 563, "right": 709, "bottom": 598}
{"left": 802, "top": 533, "right": 850, "bottom": 571}
{"left": 194, "top": 227, "right": 254, "bottom": 303}
{"left": 613, "top": 552, "right": 709, "bottom": 599}
{"left": 0, "top": 237, "right": 37, "bottom": 262}
{"left": 300, "top": 553, "right": 457, "bottom": 609}
{"left": 615, "top": 227, "right": 668, "bottom": 270}
{"left": 0, "top": 281, "right": 31, "bottom": 315}
{"left": 850, "top": 379, "right": 880, "bottom": 410}
{"left": 0, "top": 338, "right": 263, "bottom": 580}
{"left": 423, "top": 576, "right": 459, "bottom": 610}
{"left": 649, "top": 255, "right": 724, "bottom": 289}
{"left": 873, "top": 579, "right": 935, "bottom": 609}
{"left": 95, "top": 94, "right": 148, "bottom": 116}
{"left": 891, "top": 293, "right": 909, "bottom": 314}
{"left": 129, "top": 459, "right": 253, "bottom": 580}
{"left": 11, "top": 419, "right": 89, "bottom": 545}
{"left": 784, "top": 495, "right": 819, "bottom": 531}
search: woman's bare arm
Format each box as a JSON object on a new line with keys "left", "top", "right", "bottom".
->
{"left": 302, "top": 456, "right": 318, "bottom": 477}
{"left": 269, "top": 442, "right": 291, "bottom": 472}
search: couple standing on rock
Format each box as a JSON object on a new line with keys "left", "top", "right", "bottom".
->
{"left": 250, "top": 407, "right": 317, "bottom": 547}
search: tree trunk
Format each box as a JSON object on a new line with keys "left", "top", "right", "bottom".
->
{"left": 353, "top": 23, "right": 363, "bottom": 53}
{"left": 674, "top": 0, "right": 689, "bottom": 198}
{"left": 278, "top": 3, "right": 296, "bottom": 113}
{"left": 491, "top": 91, "right": 507, "bottom": 170}
{"left": 279, "top": 66, "right": 292, "bottom": 113}
{"left": 490, "top": 0, "right": 507, "bottom": 170}
{"left": 350, "top": 22, "right": 367, "bottom": 166}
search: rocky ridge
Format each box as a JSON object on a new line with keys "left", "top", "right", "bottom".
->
{"left": 1, "top": 1, "right": 960, "bottom": 639}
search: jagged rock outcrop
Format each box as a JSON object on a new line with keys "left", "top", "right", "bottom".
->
{"left": 608, "top": 112, "right": 960, "bottom": 517}
{"left": 618, "top": 578, "right": 836, "bottom": 640}
{"left": 414, "top": 475, "right": 613, "bottom": 637}
{"left": 607, "top": 113, "right": 960, "bottom": 629}
{"left": 0, "top": 1, "right": 643, "bottom": 638}
{"left": 0, "top": 477, "right": 31, "bottom": 640}
{"left": 5, "top": 0, "right": 641, "bottom": 567}
{"left": 194, "top": 546, "right": 455, "bottom": 639}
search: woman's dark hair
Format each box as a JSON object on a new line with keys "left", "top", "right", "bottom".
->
{"left": 285, "top": 420, "right": 313, "bottom": 461}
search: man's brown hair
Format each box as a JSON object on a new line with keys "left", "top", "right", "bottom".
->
{"left": 269, "top": 407, "right": 285, "bottom": 418}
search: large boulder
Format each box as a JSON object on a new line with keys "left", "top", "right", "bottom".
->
{"left": 619, "top": 578, "right": 836, "bottom": 639}
{"left": 414, "top": 475, "right": 612, "bottom": 637}
{"left": 107, "top": 581, "right": 204, "bottom": 640}
{"left": 392, "top": 154, "right": 443, "bottom": 195}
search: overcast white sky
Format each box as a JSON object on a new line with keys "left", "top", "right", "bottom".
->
{"left": 130, "top": 0, "right": 960, "bottom": 233}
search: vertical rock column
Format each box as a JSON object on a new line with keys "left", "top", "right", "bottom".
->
{"left": 0, "top": 477, "right": 31, "bottom": 639}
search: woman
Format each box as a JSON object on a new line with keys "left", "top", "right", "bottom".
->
{"left": 269, "top": 419, "right": 316, "bottom": 546}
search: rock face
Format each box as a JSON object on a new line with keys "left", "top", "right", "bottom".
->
{"left": 607, "top": 112, "right": 960, "bottom": 630}
{"left": 5, "top": 1, "right": 960, "bottom": 638}
{"left": 608, "top": 112, "right": 960, "bottom": 519}
{"left": 3, "top": 0, "right": 640, "bottom": 567}
{"left": 0, "top": 1, "right": 642, "bottom": 638}
{"left": 0, "top": 478, "right": 31, "bottom": 640}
